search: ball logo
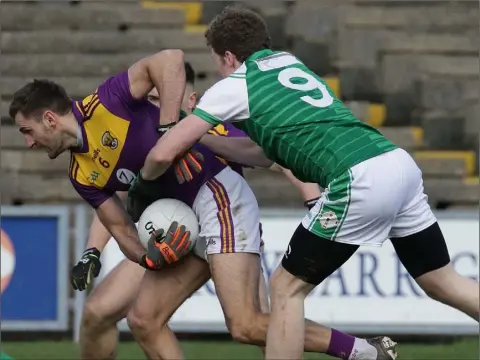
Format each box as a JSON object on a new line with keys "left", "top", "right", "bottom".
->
{"left": 144, "top": 221, "right": 156, "bottom": 236}
{"left": 1, "top": 229, "right": 16, "bottom": 293}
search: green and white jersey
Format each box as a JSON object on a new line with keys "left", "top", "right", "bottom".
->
{"left": 193, "top": 49, "right": 397, "bottom": 187}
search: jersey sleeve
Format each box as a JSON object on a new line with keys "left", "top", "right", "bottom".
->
{"left": 69, "top": 176, "right": 115, "bottom": 209}
{"left": 209, "top": 123, "right": 247, "bottom": 138}
{"left": 101, "top": 71, "right": 138, "bottom": 105}
{"left": 193, "top": 75, "right": 250, "bottom": 126}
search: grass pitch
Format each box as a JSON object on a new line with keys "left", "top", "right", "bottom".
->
{"left": 2, "top": 338, "right": 479, "bottom": 359}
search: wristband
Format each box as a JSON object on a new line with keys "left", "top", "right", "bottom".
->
{"left": 139, "top": 254, "right": 155, "bottom": 270}
{"left": 304, "top": 197, "right": 320, "bottom": 210}
{"left": 83, "top": 247, "right": 101, "bottom": 258}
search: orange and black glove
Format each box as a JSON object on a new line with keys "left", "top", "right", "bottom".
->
{"left": 173, "top": 149, "right": 204, "bottom": 184}
{"left": 157, "top": 120, "right": 204, "bottom": 184}
{"left": 139, "top": 221, "right": 192, "bottom": 270}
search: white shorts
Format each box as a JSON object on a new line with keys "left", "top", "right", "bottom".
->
{"left": 192, "top": 166, "right": 262, "bottom": 260}
{"left": 302, "top": 148, "right": 437, "bottom": 246}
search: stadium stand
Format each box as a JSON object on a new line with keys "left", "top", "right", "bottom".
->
{"left": 1, "top": 0, "right": 478, "bottom": 208}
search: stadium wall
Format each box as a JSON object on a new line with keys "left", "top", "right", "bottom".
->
{"left": 1, "top": 206, "right": 478, "bottom": 341}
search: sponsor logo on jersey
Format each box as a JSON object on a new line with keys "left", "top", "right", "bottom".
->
{"left": 116, "top": 168, "right": 136, "bottom": 185}
{"left": 88, "top": 171, "right": 100, "bottom": 185}
{"left": 101, "top": 131, "right": 118, "bottom": 150}
{"left": 318, "top": 210, "right": 339, "bottom": 229}
{"left": 1, "top": 229, "right": 16, "bottom": 293}
{"left": 92, "top": 148, "right": 100, "bottom": 161}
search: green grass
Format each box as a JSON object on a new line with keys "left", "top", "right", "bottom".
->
{"left": 2, "top": 339, "right": 479, "bottom": 359}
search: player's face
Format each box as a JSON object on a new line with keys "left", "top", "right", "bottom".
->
{"left": 15, "top": 111, "right": 65, "bottom": 159}
{"left": 211, "top": 49, "right": 238, "bottom": 77}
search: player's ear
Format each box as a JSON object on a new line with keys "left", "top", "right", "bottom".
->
{"left": 189, "top": 92, "right": 198, "bottom": 110}
{"left": 43, "top": 110, "right": 57, "bottom": 128}
{"left": 224, "top": 51, "right": 236, "bottom": 67}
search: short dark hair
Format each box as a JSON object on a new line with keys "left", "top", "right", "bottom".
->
{"left": 205, "top": 6, "right": 271, "bottom": 63}
{"left": 185, "top": 62, "right": 195, "bottom": 86}
{"left": 9, "top": 79, "right": 72, "bottom": 120}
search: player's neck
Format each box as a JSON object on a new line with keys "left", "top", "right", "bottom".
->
{"left": 60, "top": 112, "right": 83, "bottom": 149}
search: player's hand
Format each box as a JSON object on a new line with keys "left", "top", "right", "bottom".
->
{"left": 127, "top": 171, "right": 160, "bottom": 222}
{"left": 70, "top": 247, "right": 101, "bottom": 291}
{"left": 140, "top": 221, "right": 192, "bottom": 270}
{"left": 173, "top": 149, "right": 204, "bottom": 184}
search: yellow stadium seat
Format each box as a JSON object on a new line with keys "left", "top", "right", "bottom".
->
{"left": 141, "top": 1, "right": 202, "bottom": 25}
{"left": 410, "top": 127, "right": 424, "bottom": 147}
{"left": 414, "top": 150, "right": 477, "bottom": 177}
{"left": 366, "top": 104, "right": 386, "bottom": 128}
{"left": 324, "top": 76, "right": 340, "bottom": 98}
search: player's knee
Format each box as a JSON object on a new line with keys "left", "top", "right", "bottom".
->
{"left": 226, "top": 315, "right": 259, "bottom": 344}
{"left": 415, "top": 263, "right": 457, "bottom": 301}
{"left": 82, "top": 299, "right": 114, "bottom": 332}
{"left": 126, "top": 308, "right": 151, "bottom": 338}
{"left": 127, "top": 306, "right": 166, "bottom": 341}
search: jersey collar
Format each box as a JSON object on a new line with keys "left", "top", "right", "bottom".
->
{"left": 71, "top": 101, "right": 89, "bottom": 153}
{"left": 246, "top": 49, "right": 275, "bottom": 62}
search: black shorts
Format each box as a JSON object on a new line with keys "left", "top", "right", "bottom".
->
{"left": 281, "top": 222, "right": 451, "bottom": 285}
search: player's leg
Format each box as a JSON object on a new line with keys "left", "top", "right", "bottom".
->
{"left": 126, "top": 254, "right": 210, "bottom": 359}
{"left": 203, "top": 167, "right": 381, "bottom": 359}
{"left": 267, "top": 160, "right": 403, "bottom": 360}
{"left": 389, "top": 150, "right": 479, "bottom": 321}
{"left": 256, "top": 244, "right": 270, "bottom": 356}
{"left": 80, "top": 259, "right": 144, "bottom": 360}
{"left": 266, "top": 225, "right": 362, "bottom": 360}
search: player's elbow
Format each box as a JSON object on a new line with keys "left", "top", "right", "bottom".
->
{"left": 151, "top": 49, "right": 184, "bottom": 68}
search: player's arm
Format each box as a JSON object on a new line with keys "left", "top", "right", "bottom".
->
{"left": 95, "top": 195, "right": 191, "bottom": 269}
{"left": 199, "top": 134, "right": 273, "bottom": 168}
{"left": 127, "top": 49, "right": 186, "bottom": 126}
{"left": 269, "top": 164, "right": 322, "bottom": 209}
{"left": 140, "top": 114, "right": 212, "bottom": 180}
{"left": 85, "top": 191, "right": 128, "bottom": 252}
{"left": 95, "top": 194, "right": 146, "bottom": 264}
{"left": 71, "top": 192, "right": 128, "bottom": 291}
{"left": 139, "top": 76, "right": 249, "bottom": 181}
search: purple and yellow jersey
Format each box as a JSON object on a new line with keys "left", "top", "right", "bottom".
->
{"left": 68, "top": 71, "right": 227, "bottom": 208}
{"left": 207, "top": 123, "right": 247, "bottom": 177}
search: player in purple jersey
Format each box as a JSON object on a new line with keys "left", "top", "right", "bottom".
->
{"left": 10, "top": 55, "right": 354, "bottom": 360}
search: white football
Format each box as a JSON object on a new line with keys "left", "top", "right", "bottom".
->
{"left": 137, "top": 198, "right": 200, "bottom": 250}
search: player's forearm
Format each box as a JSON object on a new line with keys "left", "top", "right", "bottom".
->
{"left": 270, "top": 164, "right": 322, "bottom": 201}
{"left": 141, "top": 146, "right": 172, "bottom": 180}
{"left": 111, "top": 226, "right": 145, "bottom": 264}
{"left": 85, "top": 192, "right": 128, "bottom": 252}
{"left": 199, "top": 134, "right": 273, "bottom": 168}
{"left": 148, "top": 50, "right": 185, "bottom": 126}
{"left": 96, "top": 196, "right": 145, "bottom": 264}
{"left": 86, "top": 213, "right": 112, "bottom": 252}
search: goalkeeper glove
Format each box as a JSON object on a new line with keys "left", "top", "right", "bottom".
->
{"left": 139, "top": 221, "right": 192, "bottom": 270}
{"left": 71, "top": 247, "right": 101, "bottom": 291}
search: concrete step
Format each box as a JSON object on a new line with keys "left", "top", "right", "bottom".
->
{"left": 1, "top": 30, "right": 207, "bottom": 54}
{"left": 1, "top": 3, "right": 185, "bottom": 31}
{"left": 1, "top": 75, "right": 219, "bottom": 102}
{"left": 1, "top": 52, "right": 218, "bottom": 78}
